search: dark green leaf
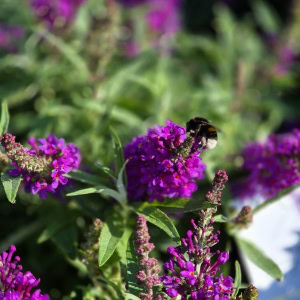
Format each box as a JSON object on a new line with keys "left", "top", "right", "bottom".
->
{"left": 236, "top": 237, "right": 283, "bottom": 281}
{"left": 233, "top": 261, "right": 242, "bottom": 297}
{"left": 1, "top": 173, "right": 22, "bottom": 204}
{"left": 64, "top": 170, "right": 108, "bottom": 186}
{"left": 116, "top": 162, "right": 128, "bottom": 205}
{"left": 162, "top": 200, "right": 216, "bottom": 214}
{"left": 135, "top": 207, "right": 180, "bottom": 244}
{"left": 110, "top": 126, "right": 125, "bottom": 179}
{"left": 253, "top": 184, "right": 300, "bottom": 215}
{"left": 126, "top": 235, "right": 145, "bottom": 296}
{"left": 37, "top": 220, "right": 70, "bottom": 244}
{"left": 0, "top": 220, "right": 44, "bottom": 252}
{"left": 142, "top": 198, "right": 190, "bottom": 208}
{"left": 96, "top": 163, "right": 117, "bottom": 181}
{"left": 0, "top": 100, "right": 9, "bottom": 135}
{"left": 51, "top": 225, "right": 77, "bottom": 259}
{"left": 98, "top": 212, "right": 124, "bottom": 267}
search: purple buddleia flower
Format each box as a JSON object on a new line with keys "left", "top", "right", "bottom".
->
{"left": 135, "top": 216, "right": 160, "bottom": 300}
{"left": 0, "top": 133, "right": 80, "bottom": 199}
{"left": 146, "top": 0, "right": 182, "bottom": 37}
{"left": 0, "top": 245, "right": 49, "bottom": 300}
{"left": 30, "top": 0, "right": 87, "bottom": 29}
{"left": 124, "top": 120, "right": 206, "bottom": 202}
{"left": 233, "top": 129, "right": 300, "bottom": 200}
{"left": 159, "top": 171, "right": 235, "bottom": 299}
{"left": 0, "top": 25, "right": 24, "bottom": 52}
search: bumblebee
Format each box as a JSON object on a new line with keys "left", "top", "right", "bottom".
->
{"left": 186, "top": 117, "right": 218, "bottom": 150}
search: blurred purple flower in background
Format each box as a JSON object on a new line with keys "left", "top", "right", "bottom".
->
{"left": 0, "top": 133, "right": 80, "bottom": 199}
{"left": 119, "top": 0, "right": 148, "bottom": 7}
{"left": 30, "top": 0, "right": 86, "bottom": 28}
{"left": 146, "top": 0, "right": 182, "bottom": 36}
{"left": 124, "top": 120, "right": 206, "bottom": 202}
{"left": 274, "top": 46, "right": 297, "bottom": 76}
{"left": 0, "top": 25, "right": 24, "bottom": 52}
{"left": 233, "top": 129, "right": 300, "bottom": 201}
{"left": 0, "top": 245, "right": 49, "bottom": 300}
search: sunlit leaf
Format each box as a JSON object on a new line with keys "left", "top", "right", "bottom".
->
{"left": 236, "top": 237, "right": 283, "bottom": 281}
{"left": 1, "top": 173, "right": 22, "bottom": 204}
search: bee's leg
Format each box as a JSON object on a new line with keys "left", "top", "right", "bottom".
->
{"left": 200, "top": 136, "right": 207, "bottom": 148}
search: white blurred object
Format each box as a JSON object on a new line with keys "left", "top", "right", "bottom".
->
{"left": 238, "top": 187, "right": 300, "bottom": 300}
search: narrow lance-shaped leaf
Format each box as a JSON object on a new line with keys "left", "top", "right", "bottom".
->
{"left": 252, "top": 184, "right": 300, "bottom": 215}
{"left": 236, "top": 237, "right": 283, "bottom": 281}
{"left": 0, "top": 100, "right": 9, "bottom": 135}
{"left": 98, "top": 212, "right": 124, "bottom": 267}
{"left": 110, "top": 126, "right": 126, "bottom": 183}
{"left": 233, "top": 260, "right": 242, "bottom": 297}
{"left": 64, "top": 170, "right": 109, "bottom": 186}
{"left": 1, "top": 172, "right": 22, "bottom": 204}
{"left": 67, "top": 185, "right": 125, "bottom": 207}
{"left": 126, "top": 234, "right": 145, "bottom": 296}
{"left": 135, "top": 206, "right": 180, "bottom": 244}
{"left": 116, "top": 161, "right": 128, "bottom": 205}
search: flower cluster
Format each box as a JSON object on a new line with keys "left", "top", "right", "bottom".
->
{"left": 124, "top": 120, "right": 206, "bottom": 202}
{"left": 160, "top": 170, "right": 234, "bottom": 299}
{"left": 135, "top": 216, "right": 160, "bottom": 300}
{"left": 0, "top": 133, "right": 80, "bottom": 199}
{"left": 0, "top": 25, "right": 24, "bottom": 52}
{"left": 0, "top": 245, "right": 49, "bottom": 300}
{"left": 30, "top": 0, "right": 86, "bottom": 29}
{"left": 233, "top": 129, "right": 300, "bottom": 200}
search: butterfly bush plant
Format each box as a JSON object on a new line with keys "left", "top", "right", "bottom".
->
{"left": 1, "top": 0, "right": 300, "bottom": 299}
{"left": 1, "top": 107, "right": 283, "bottom": 300}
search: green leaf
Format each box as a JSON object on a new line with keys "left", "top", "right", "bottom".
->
{"left": 0, "top": 100, "right": 9, "bottom": 135}
{"left": 142, "top": 198, "right": 190, "bottom": 208}
{"left": 96, "top": 163, "right": 117, "bottom": 181}
{"left": 51, "top": 225, "right": 77, "bottom": 259}
{"left": 1, "top": 173, "right": 22, "bottom": 204}
{"left": 161, "top": 200, "right": 216, "bottom": 214}
{"left": 233, "top": 261, "right": 242, "bottom": 297}
{"left": 126, "top": 235, "right": 145, "bottom": 296}
{"left": 98, "top": 212, "right": 124, "bottom": 267}
{"left": 37, "top": 28, "right": 90, "bottom": 79}
{"left": 67, "top": 185, "right": 126, "bottom": 207}
{"left": 135, "top": 207, "right": 180, "bottom": 244}
{"left": 64, "top": 170, "right": 108, "bottom": 186}
{"left": 236, "top": 237, "right": 283, "bottom": 281}
{"left": 252, "top": 184, "right": 300, "bottom": 215}
{"left": 0, "top": 220, "right": 44, "bottom": 252}
{"left": 110, "top": 127, "right": 125, "bottom": 178}
{"left": 125, "top": 294, "right": 140, "bottom": 300}
{"left": 214, "top": 214, "right": 228, "bottom": 223}
{"left": 37, "top": 220, "right": 70, "bottom": 244}
{"left": 116, "top": 162, "right": 128, "bottom": 205}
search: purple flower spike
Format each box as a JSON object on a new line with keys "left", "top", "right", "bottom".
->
{"left": 0, "top": 133, "right": 81, "bottom": 200}
{"left": 159, "top": 171, "right": 234, "bottom": 299}
{"left": 135, "top": 216, "right": 160, "bottom": 299}
{"left": 0, "top": 245, "right": 49, "bottom": 300}
{"left": 124, "top": 120, "right": 206, "bottom": 202}
{"left": 233, "top": 129, "right": 300, "bottom": 201}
